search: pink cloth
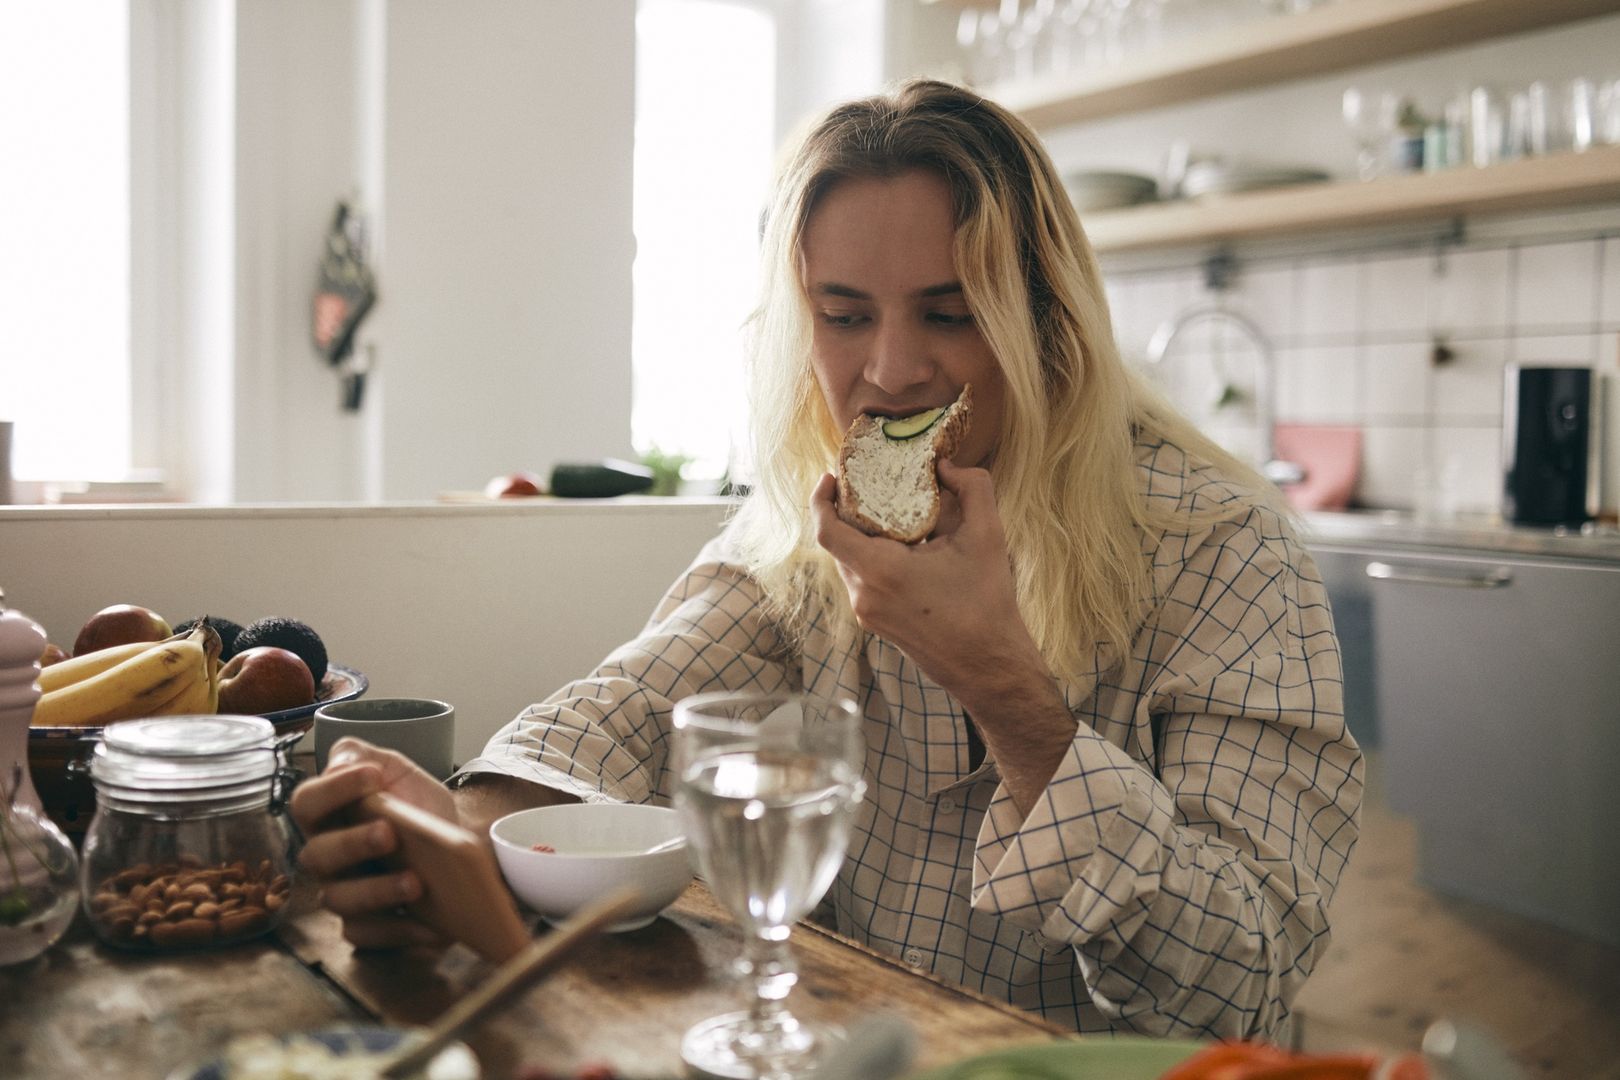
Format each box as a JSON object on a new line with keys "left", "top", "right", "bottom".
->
{"left": 1273, "top": 424, "right": 1362, "bottom": 511}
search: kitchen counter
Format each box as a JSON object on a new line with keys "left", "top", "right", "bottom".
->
{"left": 1301, "top": 509, "right": 1620, "bottom": 564}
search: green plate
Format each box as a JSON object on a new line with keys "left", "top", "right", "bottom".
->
{"left": 909, "top": 1037, "right": 1207, "bottom": 1080}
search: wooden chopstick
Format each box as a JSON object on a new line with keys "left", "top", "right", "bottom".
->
{"left": 380, "top": 886, "right": 645, "bottom": 1078}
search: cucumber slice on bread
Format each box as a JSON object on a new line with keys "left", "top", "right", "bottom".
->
{"left": 881, "top": 406, "right": 947, "bottom": 441}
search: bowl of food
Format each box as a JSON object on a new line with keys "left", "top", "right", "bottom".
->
{"left": 490, "top": 803, "right": 693, "bottom": 932}
{"left": 27, "top": 609, "right": 364, "bottom": 834}
{"left": 171, "top": 1025, "right": 477, "bottom": 1080}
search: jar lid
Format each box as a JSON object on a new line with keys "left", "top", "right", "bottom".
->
{"left": 92, "top": 715, "right": 277, "bottom": 795}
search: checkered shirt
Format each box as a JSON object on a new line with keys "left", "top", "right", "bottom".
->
{"left": 455, "top": 435, "right": 1363, "bottom": 1039}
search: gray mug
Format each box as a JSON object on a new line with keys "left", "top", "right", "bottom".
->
{"left": 313, "top": 697, "right": 455, "bottom": 780}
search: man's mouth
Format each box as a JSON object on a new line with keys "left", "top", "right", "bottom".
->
{"left": 861, "top": 402, "right": 949, "bottom": 420}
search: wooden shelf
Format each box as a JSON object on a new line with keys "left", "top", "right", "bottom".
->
{"left": 1082, "top": 145, "right": 1620, "bottom": 252}
{"left": 985, "top": 0, "right": 1620, "bottom": 129}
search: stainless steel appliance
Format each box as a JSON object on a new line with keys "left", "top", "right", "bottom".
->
{"left": 1355, "top": 547, "right": 1620, "bottom": 947}
{"left": 1502, "top": 365, "right": 1599, "bottom": 526}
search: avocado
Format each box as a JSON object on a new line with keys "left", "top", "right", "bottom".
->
{"left": 235, "top": 617, "right": 328, "bottom": 686}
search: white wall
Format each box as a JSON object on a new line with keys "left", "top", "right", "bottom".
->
{"left": 232, "top": 0, "right": 369, "bottom": 503}
{"left": 0, "top": 499, "right": 730, "bottom": 764}
{"left": 369, "top": 1, "right": 636, "bottom": 502}
{"left": 193, "top": 0, "right": 636, "bottom": 505}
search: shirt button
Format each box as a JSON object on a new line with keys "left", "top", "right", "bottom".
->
{"left": 939, "top": 796, "right": 957, "bottom": 813}
{"left": 904, "top": 948, "right": 925, "bottom": 967}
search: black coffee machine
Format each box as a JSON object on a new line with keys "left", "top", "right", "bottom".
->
{"left": 1502, "top": 365, "right": 1599, "bottom": 527}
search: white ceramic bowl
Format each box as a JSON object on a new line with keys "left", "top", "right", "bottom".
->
{"left": 490, "top": 802, "right": 693, "bottom": 932}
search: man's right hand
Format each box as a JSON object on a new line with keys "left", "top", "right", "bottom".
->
{"left": 289, "top": 736, "right": 455, "bottom": 950}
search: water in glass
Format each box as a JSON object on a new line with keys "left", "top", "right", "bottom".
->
{"left": 673, "top": 692, "right": 865, "bottom": 1080}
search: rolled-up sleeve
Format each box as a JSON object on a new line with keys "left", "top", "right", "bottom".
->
{"left": 452, "top": 539, "right": 798, "bottom": 805}
{"left": 969, "top": 507, "right": 1362, "bottom": 1039}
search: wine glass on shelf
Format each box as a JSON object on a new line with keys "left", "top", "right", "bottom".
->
{"left": 672, "top": 690, "right": 866, "bottom": 1080}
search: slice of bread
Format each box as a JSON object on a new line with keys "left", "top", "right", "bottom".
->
{"left": 836, "top": 384, "right": 973, "bottom": 544}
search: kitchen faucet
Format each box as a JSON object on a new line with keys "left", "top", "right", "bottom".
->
{"left": 1144, "top": 302, "right": 1306, "bottom": 488}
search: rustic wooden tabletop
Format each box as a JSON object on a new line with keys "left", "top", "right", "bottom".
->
{"left": 1, "top": 881, "right": 1068, "bottom": 1079}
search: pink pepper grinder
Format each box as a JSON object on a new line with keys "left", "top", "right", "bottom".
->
{"left": 0, "top": 599, "right": 80, "bottom": 964}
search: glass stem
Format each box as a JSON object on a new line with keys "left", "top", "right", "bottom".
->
{"left": 741, "top": 928, "right": 798, "bottom": 1030}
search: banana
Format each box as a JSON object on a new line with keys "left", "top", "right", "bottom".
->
{"left": 37, "top": 639, "right": 165, "bottom": 694}
{"left": 33, "top": 636, "right": 209, "bottom": 727}
{"left": 194, "top": 619, "right": 223, "bottom": 713}
{"left": 154, "top": 664, "right": 215, "bottom": 716}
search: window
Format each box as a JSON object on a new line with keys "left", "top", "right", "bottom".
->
{"left": 0, "top": 1, "right": 130, "bottom": 484}
{"left": 632, "top": 0, "right": 777, "bottom": 485}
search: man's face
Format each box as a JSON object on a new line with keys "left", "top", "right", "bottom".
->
{"left": 800, "top": 170, "right": 1005, "bottom": 468}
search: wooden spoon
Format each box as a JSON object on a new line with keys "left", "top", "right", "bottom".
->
{"left": 379, "top": 885, "right": 645, "bottom": 1078}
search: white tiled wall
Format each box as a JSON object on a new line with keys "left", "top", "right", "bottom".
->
{"left": 1105, "top": 227, "right": 1620, "bottom": 517}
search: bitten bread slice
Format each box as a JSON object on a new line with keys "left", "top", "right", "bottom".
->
{"left": 836, "top": 384, "right": 973, "bottom": 544}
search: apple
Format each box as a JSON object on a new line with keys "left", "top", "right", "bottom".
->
{"left": 73, "top": 604, "right": 173, "bottom": 657}
{"left": 484, "top": 470, "right": 544, "bottom": 498}
{"left": 218, "top": 646, "right": 317, "bottom": 715}
{"left": 39, "top": 643, "right": 68, "bottom": 667}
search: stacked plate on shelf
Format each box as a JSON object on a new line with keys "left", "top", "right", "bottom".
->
{"left": 1180, "top": 161, "right": 1331, "bottom": 198}
{"left": 1062, "top": 170, "right": 1159, "bottom": 212}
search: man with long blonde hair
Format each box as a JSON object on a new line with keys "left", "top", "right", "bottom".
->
{"left": 294, "top": 80, "right": 1361, "bottom": 1041}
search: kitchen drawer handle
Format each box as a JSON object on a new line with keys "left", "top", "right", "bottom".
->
{"left": 1364, "top": 561, "right": 1513, "bottom": 588}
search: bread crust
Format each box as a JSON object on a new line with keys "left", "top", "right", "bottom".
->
{"left": 836, "top": 384, "right": 973, "bottom": 543}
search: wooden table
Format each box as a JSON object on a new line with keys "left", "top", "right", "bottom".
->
{"left": 1, "top": 883, "right": 1069, "bottom": 1078}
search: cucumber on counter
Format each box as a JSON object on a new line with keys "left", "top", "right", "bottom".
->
{"left": 549, "top": 460, "right": 656, "bottom": 498}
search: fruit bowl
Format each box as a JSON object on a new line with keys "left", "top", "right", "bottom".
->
{"left": 29, "top": 662, "right": 367, "bottom": 835}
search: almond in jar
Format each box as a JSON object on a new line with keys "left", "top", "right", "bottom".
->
{"left": 79, "top": 715, "right": 297, "bottom": 951}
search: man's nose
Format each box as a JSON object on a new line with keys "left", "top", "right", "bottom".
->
{"left": 864, "top": 319, "right": 933, "bottom": 395}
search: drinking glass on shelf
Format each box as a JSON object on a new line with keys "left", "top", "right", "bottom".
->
{"left": 1566, "top": 77, "right": 1597, "bottom": 152}
{"left": 1342, "top": 86, "right": 1397, "bottom": 179}
{"left": 673, "top": 690, "right": 867, "bottom": 1080}
{"left": 1597, "top": 79, "right": 1620, "bottom": 145}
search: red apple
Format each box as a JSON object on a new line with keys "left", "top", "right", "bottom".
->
{"left": 218, "top": 646, "right": 317, "bottom": 714}
{"left": 73, "top": 604, "right": 173, "bottom": 657}
{"left": 484, "top": 470, "right": 544, "bottom": 498}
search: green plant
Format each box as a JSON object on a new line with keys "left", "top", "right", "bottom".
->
{"left": 638, "top": 446, "right": 694, "bottom": 497}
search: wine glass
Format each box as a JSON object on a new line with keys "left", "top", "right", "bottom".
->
{"left": 672, "top": 691, "right": 866, "bottom": 1080}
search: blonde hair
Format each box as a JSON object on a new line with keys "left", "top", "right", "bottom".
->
{"left": 731, "top": 79, "right": 1272, "bottom": 682}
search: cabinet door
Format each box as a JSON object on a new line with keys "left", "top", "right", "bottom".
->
{"left": 1364, "top": 551, "right": 1620, "bottom": 947}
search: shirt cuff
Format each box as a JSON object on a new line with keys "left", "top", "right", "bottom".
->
{"left": 450, "top": 753, "right": 629, "bottom": 805}
{"left": 969, "top": 730, "right": 1174, "bottom": 949}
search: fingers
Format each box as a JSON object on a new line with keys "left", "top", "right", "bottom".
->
{"left": 810, "top": 472, "right": 870, "bottom": 561}
{"left": 330, "top": 736, "right": 431, "bottom": 790}
{"left": 297, "top": 816, "right": 396, "bottom": 879}
{"left": 935, "top": 458, "right": 993, "bottom": 508}
{"left": 932, "top": 484, "right": 963, "bottom": 536}
{"left": 318, "top": 866, "right": 422, "bottom": 918}
{"left": 935, "top": 460, "right": 1001, "bottom": 539}
{"left": 289, "top": 759, "right": 382, "bottom": 834}
{"left": 340, "top": 911, "right": 446, "bottom": 951}
{"left": 809, "top": 472, "right": 839, "bottom": 530}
